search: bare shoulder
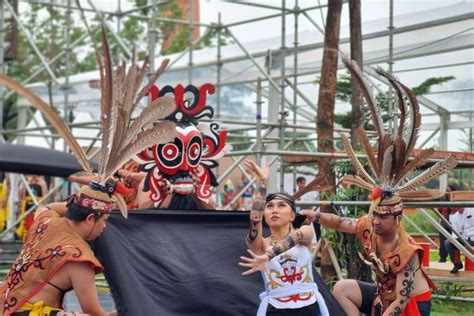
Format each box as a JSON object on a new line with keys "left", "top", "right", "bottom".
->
{"left": 298, "top": 225, "right": 313, "bottom": 234}
{"left": 62, "top": 261, "right": 96, "bottom": 276}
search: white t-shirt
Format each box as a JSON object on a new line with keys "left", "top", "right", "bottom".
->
{"left": 449, "top": 208, "right": 474, "bottom": 240}
{"left": 297, "top": 191, "right": 319, "bottom": 202}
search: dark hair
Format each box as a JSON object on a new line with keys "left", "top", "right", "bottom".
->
{"left": 448, "top": 184, "right": 458, "bottom": 192}
{"left": 65, "top": 203, "right": 102, "bottom": 222}
{"left": 296, "top": 176, "right": 306, "bottom": 183}
{"left": 266, "top": 193, "right": 296, "bottom": 212}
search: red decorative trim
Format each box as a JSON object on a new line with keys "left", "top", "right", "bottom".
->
{"left": 7, "top": 258, "right": 103, "bottom": 315}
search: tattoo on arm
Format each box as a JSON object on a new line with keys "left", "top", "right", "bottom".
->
{"left": 338, "top": 217, "right": 356, "bottom": 228}
{"left": 388, "top": 255, "right": 417, "bottom": 316}
{"left": 317, "top": 212, "right": 356, "bottom": 232}
{"left": 264, "top": 230, "right": 303, "bottom": 259}
{"left": 246, "top": 211, "right": 263, "bottom": 244}
{"left": 314, "top": 210, "right": 321, "bottom": 223}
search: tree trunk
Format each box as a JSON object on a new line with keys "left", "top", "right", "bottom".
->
{"left": 349, "top": 0, "right": 364, "bottom": 148}
{"left": 345, "top": 0, "right": 373, "bottom": 282}
{"left": 316, "top": 0, "right": 342, "bottom": 282}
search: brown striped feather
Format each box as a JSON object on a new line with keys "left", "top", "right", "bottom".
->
{"left": 340, "top": 133, "right": 377, "bottom": 187}
{"left": 342, "top": 57, "right": 384, "bottom": 138}
{"left": 340, "top": 175, "right": 374, "bottom": 191}
{"left": 394, "top": 148, "right": 434, "bottom": 184}
{"left": 356, "top": 127, "right": 380, "bottom": 179}
{"left": 398, "top": 156, "right": 457, "bottom": 192}
{"left": 0, "top": 74, "right": 92, "bottom": 173}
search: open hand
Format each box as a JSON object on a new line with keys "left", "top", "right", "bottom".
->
{"left": 243, "top": 159, "right": 269, "bottom": 181}
{"left": 239, "top": 249, "right": 270, "bottom": 275}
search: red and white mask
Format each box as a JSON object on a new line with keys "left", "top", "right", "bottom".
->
{"left": 154, "top": 124, "right": 202, "bottom": 194}
{"left": 135, "top": 83, "right": 231, "bottom": 207}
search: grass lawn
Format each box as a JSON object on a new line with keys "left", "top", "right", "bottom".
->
{"left": 432, "top": 300, "right": 474, "bottom": 315}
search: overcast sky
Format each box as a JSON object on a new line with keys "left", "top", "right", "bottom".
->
{"left": 88, "top": 1, "right": 472, "bottom": 43}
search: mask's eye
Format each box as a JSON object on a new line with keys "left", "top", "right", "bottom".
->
{"left": 156, "top": 138, "right": 183, "bottom": 168}
{"left": 162, "top": 143, "right": 179, "bottom": 161}
{"left": 187, "top": 136, "right": 202, "bottom": 167}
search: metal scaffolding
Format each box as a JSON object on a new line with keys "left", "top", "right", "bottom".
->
{"left": 0, "top": 1, "right": 473, "bottom": 255}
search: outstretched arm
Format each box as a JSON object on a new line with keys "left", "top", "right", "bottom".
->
{"left": 383, "top": 255, "right": 418, "bottom": 316}
{"left": 243, "top": 159, "right": 269, "bottom": 254}
{"left": 239, "top": 225, "right": 314, "bottom": 275}
{"left": 300, "top": 208, "right": 357, "bottom": 234}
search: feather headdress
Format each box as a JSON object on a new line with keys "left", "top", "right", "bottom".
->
{"left": 340, "top": 57, "right": 457, "bottom": 215}
{"left": 74, "top": 1, "right": 177, "bottom": 217}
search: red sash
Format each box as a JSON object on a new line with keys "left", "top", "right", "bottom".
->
{"left": 400, "top": 291, "right": 431, "bottom": 316}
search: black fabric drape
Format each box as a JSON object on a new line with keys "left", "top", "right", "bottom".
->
{"left": 93, "top": 209, "right": 346, "bottom": 316}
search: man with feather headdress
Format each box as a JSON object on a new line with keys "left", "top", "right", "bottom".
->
{"left": 301, "top": 58, "right": 457, "bottom": 316}
{"left": 0, "top": 1, "right": 177, "bottom": 310}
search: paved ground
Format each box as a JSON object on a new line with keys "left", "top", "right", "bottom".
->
{"left": 64, "top": 291, "right": 116, "bottom": 312}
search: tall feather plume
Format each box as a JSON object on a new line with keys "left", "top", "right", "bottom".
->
{"left": 399, "top": 82, "right": 421, "bottom": 158}
{"left": 377, "top": 134, "right": 393, "bottom": 172}
{"left": 341, "top": 59, "right": 458, "bottom": 208}
{"left": 375, "top": 67, "right": 407, "bottom": 140}
{"left": 0, "top": 75, "right": 92, "bottom": 173}
{"left": 356, "top": 127, "right": 380, "bottom": 179}
{"left": 77, "top": 0, "right": 178, "bottom": 213}
{"left": 342, "top": 56, "right": 384, "bottom": 138}
{"left": 340, "top": 133, "right": 377, "bottom": 187}
{"left": 380, "top": 145, "right": 394, "bottom": 187}
{"left": 398, "top": 156, "right": 457, "bottom": 192}
{"left": 76, "top": 1, "right": 110, "bottom": 177}
{"left": 98, "top": 28, "right": 114, "bottom": 181}
{"left": 393, "top": 137, "right": 406, "bottom": 180}
{"left": 99, "top": 61, "right": 177, "bottom": 181}
{"left": 399, "top": 189, "right": 445, "bottom": 201}
{"left": 122, "top": 95, "right": 176, "bottom": 146}
{"left": 394, "top": 148, "right": 434, "bottom": 184}
{"left": 131, "top": 59, "right": 170, "bottom": 113}
{"left": 106, "top": 122, "right": 177, "bottom": 177}
{"left": 341, "top": 175, "right": 373, "bottom": 191}
{"left": 132, "top": 56, "right": 150, "bottom": 105}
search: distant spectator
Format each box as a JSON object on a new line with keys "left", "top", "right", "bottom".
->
{"left": 222, "top": 179, "right": 236, "bottom": 206}
{"left": 437, "top": 184, "right": 458, "bottom": 262}
{"left": 238, "top": 172, "right": 255, "bottom": 210}
{"left": 445, "top": 207, "right": 474, "bottom": 273}
{"left": 295, "top": 176, "right": 319, "bottom": 202}
{"left": 16, "top": 175, "right": 48, "bottom": 241}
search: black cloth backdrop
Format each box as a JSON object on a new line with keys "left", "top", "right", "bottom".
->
{"left": 93, "top": 210, "right": 346, "bottom": 316}
{"left": 0, "top": 142, "right": 95, "bottom": 177}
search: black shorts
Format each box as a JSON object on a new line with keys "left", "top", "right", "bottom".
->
{"left": 356, "top": 281, "right": 432, "bottom": 316}
{"left": 266, "top": 302, "right": 320, "bottom": 316}
{"left": 357, "top": 281, "right": 377, "bottom": 315}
